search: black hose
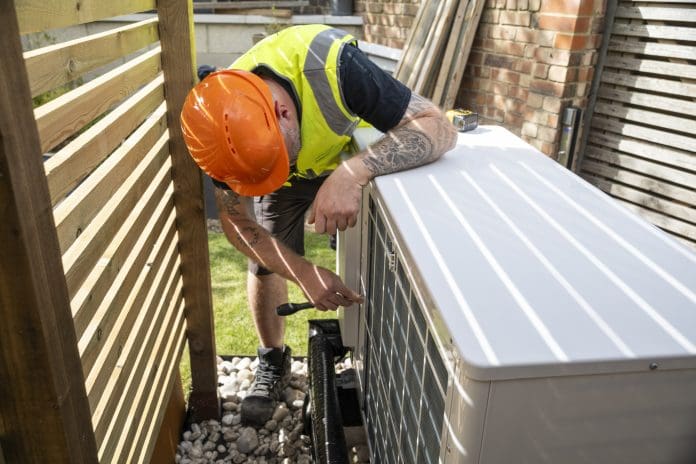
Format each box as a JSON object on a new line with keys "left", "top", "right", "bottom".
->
{"left": 308, "top": 331, "right": 348, "bottom": 464}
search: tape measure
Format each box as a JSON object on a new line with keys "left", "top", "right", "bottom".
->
{"left": 446, "top": 109, "right": 478, "bottom": 132}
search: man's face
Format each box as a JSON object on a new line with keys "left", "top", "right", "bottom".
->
{"left": 281, "top": 121, "right": 301, "bottom": 166}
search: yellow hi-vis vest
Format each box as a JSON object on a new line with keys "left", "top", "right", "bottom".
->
{"left": 231, "top": 25, "right": 360, "bottom": 180}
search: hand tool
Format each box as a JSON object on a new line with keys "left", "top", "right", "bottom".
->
{"left": 276, "top": 301, "right": 314, "bottom": 316}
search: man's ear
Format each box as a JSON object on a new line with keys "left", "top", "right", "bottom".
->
{"left": 274, "top": 100, "right": 290, "bottom": 121}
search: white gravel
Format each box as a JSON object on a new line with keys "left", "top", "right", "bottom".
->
{"left": 176, "top": 356, "right": 369, "bottom": 464}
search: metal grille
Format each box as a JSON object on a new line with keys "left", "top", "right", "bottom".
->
{"left": 362, "top": 196, "right": 448, "bottom": 464}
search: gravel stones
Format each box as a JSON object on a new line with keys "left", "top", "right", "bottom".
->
{"left": 271, "top": 404, "right": 289, "bottom": 422}
{"left": 236, "top": 427, "right": 258, "bottom": 454}
{"left": 176, "top": 356, "right": 314, "bottom": 464}
{"left": 176, "top": 356, "right": 370, "bottom": 464}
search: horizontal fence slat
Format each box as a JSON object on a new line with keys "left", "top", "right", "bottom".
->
{"left": 45, "top": 75, "right": 164, "bottom": 205}
{"left": 71, "top": 183, "right": 174, "bottom": 337}
{"left": 91, "top": 251, "right": 182, "bottom": 443}
{"left": 584, "top": 145, "right": 696, "bottom": 191}
{"left": 70, "top": 179, "right": 171, "bottom": 347}
{"left": 612, "top": 22, "right": 696, "bottom": 41}
{"left": 130, "top": 320, "right": 187, "bottom": 464}
{"left": 16, "top": 0, "right": 156, "bottom": 35}
{"left": 581, "top": 160, "right": 696, "bottom": 215}
{"left": 607, "top": 38, "right": 696, "bottom": 61}
{"left": 99, "top": 297, "right": 185, "bottom": 462}
{"left": 604, "top": 54, "right": 696, "bottom": 80}
{"left": 594, "top": 101, "right": 696, "bottom": 135}
{"left": 601, "top": 71, "right": 696, "bottom": 99}
{"left": 88, "top": 223, "right": 179, "bottom": 418}
{"left": 615, "top": 201, "right": 696, "bottom": 250}
{"left": 35, "top": 46, "right": 161, "bottom": 153}
{"left": 615, "top": 5, "right": 696, "bottom": 23}
{"left": 76, "top": 151, "right": 172, "bottom": 375}
{"left": 590, "top": 116, "right": 696, "bottom": 153}
{"left": 54, "top": 104, "right": 167, "bottom": 253}
{"left": 583, "top": 174, "right": 696, "bottom": 244}
{"left": 588, "top": 131, "right": 696, "bottom": 172}
{"left": 63, "top": 133, "right": 170, "bottom": 299}
{"left": 79, "top": 220, "right": 177, "bottom": 386}
{"left": 597, "top": 86, "right": 696, "bottom": 117}
{"left": 24, "top": 17, "right": 159, "bottom": 98}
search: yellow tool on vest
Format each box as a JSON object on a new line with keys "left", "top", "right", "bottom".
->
{"left": 446, "top": 109, "right": 478, "bottom": 132}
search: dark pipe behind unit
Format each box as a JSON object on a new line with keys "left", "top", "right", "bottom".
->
{"left": 307, "top": 320, "right": 349, "bottom": 464}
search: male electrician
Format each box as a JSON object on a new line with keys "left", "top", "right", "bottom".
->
{"left": 180, "top": 24, "right": 456, "bottom": 426}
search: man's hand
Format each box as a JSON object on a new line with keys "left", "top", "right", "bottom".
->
{"left": 297, "top": 264, "right": 364, "bottom": 311}
{"left": 309, "top": 94, "right": 455, "bottom": 237}
{"left": 308, "top": 161, "right": 369, "bottom": 235}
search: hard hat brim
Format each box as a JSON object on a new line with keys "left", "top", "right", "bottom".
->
{"left": 223, "top": 147, "right": 289, "bottom": 196}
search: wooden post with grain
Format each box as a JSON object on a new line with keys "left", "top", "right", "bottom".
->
{"left": 158, "top": 0, "right": 220, "bottom": 421}
{"left": 0, "top": 3, "right": 98, "bottom": 462}
{"left": 1, "top": 0, "right": 219, "bottom": 461}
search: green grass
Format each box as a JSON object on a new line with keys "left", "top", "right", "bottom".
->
{"left": 180, "top": 230, "right": 337, "bottom": 394}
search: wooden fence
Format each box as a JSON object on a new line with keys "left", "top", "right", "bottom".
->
{"left": 579, "top": 0, "right": 696, "bottom": 250}
{"left": 0, "top": 1, "right": 218, "bottom": 462}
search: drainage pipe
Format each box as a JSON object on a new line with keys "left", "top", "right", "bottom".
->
{"left": 308, "top": 320, "right": 348, "bottom": 464}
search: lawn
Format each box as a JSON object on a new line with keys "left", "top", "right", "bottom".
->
{"left": 180, "top": 230, "right": 337, "bottom": 394}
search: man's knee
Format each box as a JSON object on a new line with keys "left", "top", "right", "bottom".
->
{"left": 248, "top": 258, "right": 273, "bottom": 276}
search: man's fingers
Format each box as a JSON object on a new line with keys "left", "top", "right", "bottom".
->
{"left": 347, "top": 214, "right": 357, "bottom": 228}
{"left": 307, "top": 206, "right": 316, "bottom": 225}
{"left": 325, "top": 219, "right": 337, "bottom": 236}
{"left": 335, "top": 293, "right": 355, "bottom": 307}
{"left": 336, "top": 282, "right": 364, "bottom": 304}
{"left": 314, "top": 214, "right": 327, "bottom": 234}
{"left": 325, "top": 294, "right": 342, "bottom": 310}
{"left": 336, "top": 216, "right": 348, "bottom": 232}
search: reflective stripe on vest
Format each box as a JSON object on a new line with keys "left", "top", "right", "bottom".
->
{"left": 304, "top": 28, "right": 357, "bottom": 135}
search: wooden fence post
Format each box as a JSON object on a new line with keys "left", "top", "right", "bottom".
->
{"left": 0, "top": 4, "right": 98, "bottom": 462}
{"left": 157, "top": 0, "right": 219, "bottom": 420}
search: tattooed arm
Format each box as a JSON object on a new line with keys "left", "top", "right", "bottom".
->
{"left": 215, "top": 186, "right": 362, "bottom": 310}
{"left": 309, "top": 93, "right": 457, "bottom": 234}
{"left": 359, "top": 93, "right": 457, "bottom": 177}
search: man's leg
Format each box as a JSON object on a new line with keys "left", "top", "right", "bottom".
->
{"left": 242, "top": 270, "right": 292, "bottom": 426}
{"left": 240, "top": 177, "right": 325, "bottom": 426}
{"left": 247, "top": 271, "right": 287, "bottom": 348}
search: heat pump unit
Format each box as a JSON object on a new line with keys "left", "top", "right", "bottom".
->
{"left": 337, "top": 126, "right": 696, "bottom": 464}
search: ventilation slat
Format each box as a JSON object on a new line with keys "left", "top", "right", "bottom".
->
{"left": 362, "top": 197, "right": 448, "bottom": 464}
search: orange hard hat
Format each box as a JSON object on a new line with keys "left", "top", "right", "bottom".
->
{"left": 180, "top": 69, "right": 289, "bottom": 196}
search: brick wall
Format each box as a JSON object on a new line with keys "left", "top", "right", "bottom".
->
{"left": 354, "top": 1, "right": 422, "bottom": 48}
{"left": 459, "top": 0, "right": 605, "bottom": 156}
{"left": 358, "top": 0, "right": 607, "bottom": 158}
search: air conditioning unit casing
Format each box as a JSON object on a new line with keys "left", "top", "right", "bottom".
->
{"left": 337, "top": 126, "right": 696, "bottom": 464}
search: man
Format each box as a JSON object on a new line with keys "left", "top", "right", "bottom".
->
{"left": 181, "top": 24, "right": 456, "bottom": 426}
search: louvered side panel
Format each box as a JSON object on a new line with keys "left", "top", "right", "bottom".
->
{"left": 362, "top": 195, "right": 449, "bottom": 464}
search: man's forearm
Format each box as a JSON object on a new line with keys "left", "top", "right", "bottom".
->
{"left": 215, "top": 188, "right": 310, "bottom": 283}
{"left": 215, "top": 187, "right": 362, "bottom": 309}
{"left": 351, "top": 93, "right": 457, "bottom": 183}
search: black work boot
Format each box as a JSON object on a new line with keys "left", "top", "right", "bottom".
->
{"left": 241, "top": 345, "right": 292, "bottom": 426}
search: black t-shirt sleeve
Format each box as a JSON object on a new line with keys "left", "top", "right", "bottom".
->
{"left": 339, "top": 44, "right": 411, "bottom": 133}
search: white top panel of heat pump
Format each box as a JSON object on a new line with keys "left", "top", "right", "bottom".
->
{"left": 373, "top": 125, "right": 696, "bottom": 380}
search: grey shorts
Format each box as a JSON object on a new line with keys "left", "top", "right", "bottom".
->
{"left": 250, "top": 176, "right": 327, "bottom": 275}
